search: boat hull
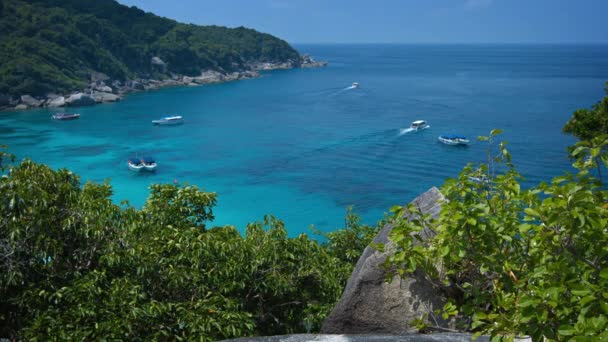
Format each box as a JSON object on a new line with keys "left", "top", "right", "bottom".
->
{"left": 128, "top": 163, "right": 144, "bottom": 172}
{"left": 143, "top": 163, "right": 157, "bottom": 171}
{"left": 152, "top": 120, "right": 183, "bottom": 126}
{"left": 438, "top": 136, "right": 469, "bottom": 145}
{"left": 53, "top": 114, "right": 80, "bottom": 120}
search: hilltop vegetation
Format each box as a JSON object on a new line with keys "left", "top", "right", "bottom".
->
{"left": 0, "top": 0, "right": 301, "bottom": 97}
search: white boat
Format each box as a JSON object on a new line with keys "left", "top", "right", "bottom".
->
{"left": 127, "top": 158, "right": 144, "bottom": 172}
{"left": 438, "top": 134, "right": 470, "bottom": 146}
{"left": 410, "top": 120, "right": 429, "bottom": 131}
{"left": 152, "top": 116, "right": 183, "bottom": 125}
{"left": 141, "top": 156, "right": 157, "bottom": 172}
{"left": 52, "top": 112, "right": 80, "bottom": 120}
{"left": 351, "top": 82, "right": 360, "bottom": 88}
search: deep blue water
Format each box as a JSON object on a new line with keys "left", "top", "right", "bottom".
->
{"left": 2, "top": 44, "right": 608, "bottom": 235}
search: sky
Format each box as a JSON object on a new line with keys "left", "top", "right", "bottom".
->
{"left": 117, "top": 0, "right": 608, "bottom": 44}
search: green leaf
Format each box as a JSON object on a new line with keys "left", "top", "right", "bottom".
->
{"left": 558, "top": 324, "right": 576, "bottom": 336}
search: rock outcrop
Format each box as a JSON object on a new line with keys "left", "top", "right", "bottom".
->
{"left": 321, "top": 187, "right": 447, "bottom": 334}
{"left": 20, "top": 95, "right": 42, "bottom": 107}
{"left": 151, "top": 56, "right": 168, "bottom": 72}
{"left": 91, "top": 91, "right": 121, "bottom": 103}
{"left": 65, "top": 93, "right": 96, "bottom": 107}
{"left": 301, "top": 54, "right": 328, "bottom": 68}
{"left": 47, "top": 96, "right": 66, "bottom": 108}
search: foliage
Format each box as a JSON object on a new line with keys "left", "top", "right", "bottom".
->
{"left": 0, "top": 0, "right": 301, "bottom": 97}
{"left": 0, "top": 158, "right": 349, "bottom": 340}
{"left": 563, "top": 81, "right": 608, "bottom": 141}
{"left": 316, "top": 206, "right": 381, "bottom": 266}
{"left": 386, "top": 129, "right": 608, "bottom": 341}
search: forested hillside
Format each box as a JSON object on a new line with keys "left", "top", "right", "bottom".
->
{"left": 0, "top": 0, "right": 301, "bottom": 97}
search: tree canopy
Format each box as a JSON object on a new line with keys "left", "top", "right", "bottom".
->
{"left": 0, "top": 0, "right": 301, "bottom": 97}
{"left": 563, "top": 81, "right": 608, "bottom": 141}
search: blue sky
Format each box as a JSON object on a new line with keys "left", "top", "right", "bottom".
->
{"left": 118, "top": 0, "right": 608, "bottom": 44}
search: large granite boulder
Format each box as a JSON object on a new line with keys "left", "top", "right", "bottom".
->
{"left": 91, "top": 91, "right": 120, "bottom": 103}
{"left": 47, "top": 96, "right": 66, "bottom": 108}
{"left": 65, "top": 93, "right": 95, "bottom": 107}
{"left": 20, "top": 95, "right": 42, "bottom": 107}
{"left": 321, "top": 187, "right": 447, "bottom": 334}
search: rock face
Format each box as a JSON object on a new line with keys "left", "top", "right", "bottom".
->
{"left": 47, "top": 96, "right": 66, "bottom": 108}
{"left": 301, "top": 54, "right": 328, "bottom": 68}
{"left": 90, "top": 91, "right": 120, "bottom": 103}
{"left": 321, "top": 187, "right": 446, "bottom": 334}
{"left": 151, "top": 56, "right": 167, "bottom": 72}
{"left": 65, "top": 93, "right": 96, "bottom": 107}
{"left": 20, "top": 95, "right": 42, "bottom": 107}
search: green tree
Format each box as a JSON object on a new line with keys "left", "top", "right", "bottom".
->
{"left": 386, "top": 130, "right": 608, "bottom": 341}
{"left": 0, "top": 156, "right": 351, "bottom": 340}
{"left": 563, "top": 81, "right": 608, "bottom": 141}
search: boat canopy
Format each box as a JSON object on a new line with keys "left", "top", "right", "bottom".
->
{"left": 412, "top": 120, "right": 426, "bottom": 125}
{"left": 128, "top": 158, "right": 143, "bottom": 165}
{"left": 441, "top": 134, "right": 467, "bottom": 139}
{"left": 141, "top": 156, "right": 155, "bottom": 163}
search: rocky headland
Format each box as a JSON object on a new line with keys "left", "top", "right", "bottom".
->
{"left": 0, "top": 55, "right": 327, "bottom": 112}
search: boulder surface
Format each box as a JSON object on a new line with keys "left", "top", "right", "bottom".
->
{"left": 321, "top": 187, "right": 446, "bottom": 334}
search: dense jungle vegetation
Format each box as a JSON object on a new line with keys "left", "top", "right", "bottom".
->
{"left": 0, "top": 0, "right": 301, "bottom": 97}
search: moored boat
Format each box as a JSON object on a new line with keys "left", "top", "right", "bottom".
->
{"left": 152, "top": 115, "right": 183, "bottom": 125}
{"left": 127, "top": 158, "right": 144, "bottom": 172}
{"left": 410, "top": 120, "right": 429, "bottom": 131}
{"left": 52, "top": 112, "right": 80, "bottom": 120}
{"left": 438, "top": 134, "right": 470, "bottom": 146}
{"left": 141, "top": 156, "right": 157, "bottom": 171}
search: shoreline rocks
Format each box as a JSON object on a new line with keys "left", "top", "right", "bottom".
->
{"left": 1, "top": 55, "right": 328, "bottom": 112}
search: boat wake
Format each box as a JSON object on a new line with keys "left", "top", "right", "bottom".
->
{"left": 399, "top": 125, "right": 430, "bottom": 135}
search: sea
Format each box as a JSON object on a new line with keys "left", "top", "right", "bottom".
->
{"left": 2, "top": 44, "right": 608, "bottom": 235}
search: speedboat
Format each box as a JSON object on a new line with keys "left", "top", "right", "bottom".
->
{"left": 152, "top": 115, "right": 183, "bottom": 125}
{"left": 52, "top": 112, "right": 80, "bottom": 120}
{"left": 351, "top": 82, "right": 360, "bottom": 88}
{"left": 438, "top": 134, "right": 470, "bottom": 146}
{"left": 141, "top": 156, "right": 157, "bottom": 171}
{"left": 127, "top": 158, "right": 144, "bottom": 172}
{"left": 410, "top": 120, "right": 429, "bottom": 131}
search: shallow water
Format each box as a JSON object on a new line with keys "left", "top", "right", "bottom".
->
{"left": 2, "top": 44, "right": 608, "bottom": 234}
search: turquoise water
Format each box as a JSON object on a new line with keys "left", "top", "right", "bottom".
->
{"left": 2, "top": 44, "right": 608, "bottom": 234}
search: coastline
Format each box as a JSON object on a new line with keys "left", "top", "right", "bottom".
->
{"left": 0, "top": 56, "right": 328, "bottom": 112}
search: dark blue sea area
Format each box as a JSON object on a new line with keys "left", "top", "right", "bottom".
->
{"left": 2, "top": 44, "right": 608, "bottom": 234}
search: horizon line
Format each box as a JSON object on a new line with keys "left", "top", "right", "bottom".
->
{"left": 290, "top": 41, "right": 608, "bottom": 45}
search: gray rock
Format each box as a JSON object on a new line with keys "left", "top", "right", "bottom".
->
{"left": 90, "top": 71, "right": 110, "bottom": 82}
{"left": 126, "top": 80, "right": 145, "bottom": 90}
{"left": 93, "top": 84, "right": 113, "bottom": 93}
{"left": 20, "top": 95, "right": 42, "bottom": 107}
{"left": 47, "top": 96, "right": 66, "bottom": 108}
{"left": 15, "top": 104, "right": 28, "bottom": 110}
{"left": 194, "top": 70, "right": 225, "bottom": 84}
{"left": 91, "top": 91, "right": 120, "bottom": 103}
{"left": 65, "top": 93, "right": 95, "bottom": 107}
{"left": 151, "top": 56, "right": 167, "bottom": 72}
{"left": 321, "top": 187, "right": 447, "bottom": 335}
{"left": 151, "top": 56, "right": 167, "bottom": 66}
{"left": 222, "top": 333, "right": 492, "bottom": 342}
